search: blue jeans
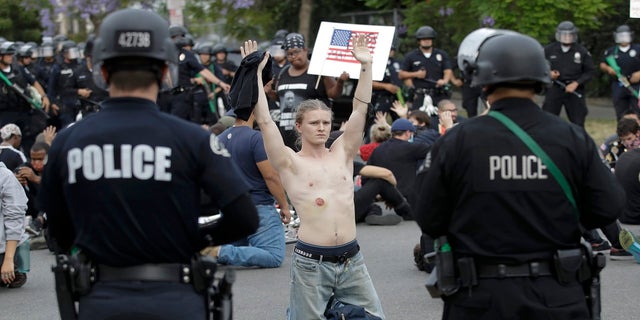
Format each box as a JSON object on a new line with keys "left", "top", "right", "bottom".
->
{"left": 217, "top": 204, "right": 285, "bottom": 268}
{"left": 16, "top": 239, "right": 30, "bottom": 273}
{"left": 287, "top": 246, "right": 385, "bottom": 319}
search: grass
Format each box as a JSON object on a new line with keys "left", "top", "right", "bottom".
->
{"left": 585, "top": 118, "right": 616, "bottom": 147}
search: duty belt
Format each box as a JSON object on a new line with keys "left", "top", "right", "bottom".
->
{"left": 476, "top": 261, "right": 554, "bottom": 279}
{"left": 99, "top": 263, "right": 192, "bottom": 284}
{"left": 294, "top": 245, "right": 360, "bottom": 264}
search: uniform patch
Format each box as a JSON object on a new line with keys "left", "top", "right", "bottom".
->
{"left": 573, "top": 52, "right": 581, "bottom": 64}
{"left": 631, "top": 49, "right": 637, "bottom": 58}
{"left": 210, "top": 135, "right": 231, "bottom": 157}
{"left": 436, "top": 53, "right": 442, "bottom": 62}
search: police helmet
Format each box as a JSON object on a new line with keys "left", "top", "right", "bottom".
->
{"left": 555, "top": 21, "right": 578, "bottom": 44}
{"left": 61, "top": 40, "right": 80, "bottom": 60}
{"left": 211, "top": 43, "right": 227, "bottom": 55}
{"left": 169, "top": 25, "right": 188, "bottom": 38}
{"left": 458, "top": 28, "right": 550, "bottom": 90}
{"left": 91, "top": 9, "right": 179, "bottom": 89}
{"left": 194, "top": 42, "right": 214, "bottom": 55}
{"left": 615, "top": 25, "right": 633, "bottom": 44}
{"left": 0, "top": 41, "right": 16, "bottom": 55}
{"left": 40, "top": 42, "right": 55, "bottom": 58}
{"left": 17, "top": 44, "right": 34, "bottom": 58}
{"left": 415, "top": 26, "right": 437, "bottom": 40}
{"left": 274, "top": 29, "right": 288, "bottom": 41}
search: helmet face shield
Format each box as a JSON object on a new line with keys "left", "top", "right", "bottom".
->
{"left": 66, "top": 47, "right": 80, "bottom": 60}
{"left": 615, "top": 31, "right": 633, "bottom": 44}
{"left": 40, "top": 46, "right": 54, "bottom": 58}
{"left": 556, "top": 30, "right": 577, "bottom": 44}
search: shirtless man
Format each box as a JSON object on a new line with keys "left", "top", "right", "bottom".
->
{"left": 253, "top": 35, "right": 384, "bottom": 319}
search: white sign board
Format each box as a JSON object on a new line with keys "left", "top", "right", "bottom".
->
{"left": 632, "top": 0, "right": 640, "bottom": 18}
{"left": 308, "top": 22, "right": 396, "bottom": 81}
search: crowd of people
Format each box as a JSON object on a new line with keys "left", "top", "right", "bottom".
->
{"left": 1, "top": 7, "right": 640, "bottom": 320}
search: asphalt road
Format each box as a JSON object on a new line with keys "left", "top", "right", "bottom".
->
{"left": 1, "top": 222, "right": 639, "bottom": 320}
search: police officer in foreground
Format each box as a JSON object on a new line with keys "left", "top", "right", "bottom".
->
{"left": 542, "top": 21, "right": 594, "bottom": 127}
{"left": 414, "top": 29, "right": 624, "bottom": 319}
{"left": 40, "top": 9, "right": 259, "bottom": 319}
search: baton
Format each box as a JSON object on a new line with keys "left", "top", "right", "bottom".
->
{"left": 553, "top": 80, "right": 583, "bottom": 98}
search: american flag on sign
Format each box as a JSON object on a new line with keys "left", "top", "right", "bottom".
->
{"left": 327, "top": 29, "right": 378, "bottom": 64}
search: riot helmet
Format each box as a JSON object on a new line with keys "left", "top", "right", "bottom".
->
{"left": 91, "top": 9, "right": 179, "bottom": 90}
{"left": 615, "top": 25, "right": 633, "bottom": 44}
{"left": 458, "top": 28, "right": 550, "bottom": 91}
{"left": 169, "top": 25, "right": 188, "bottom": 39}
{"left": 17, "top": 44, "right": 34, "bottom": 58}
{"left": 274, "top": 29, "right": 288, "bottom": 42}
{"left": 555, "top": 21, "right": 578, "bottom": 44}
{"left": 415, "top": 26, "right": 437, "bottom": 40}
{"left": 0, "top": 41, "right": 16, "bottom": 55}
{"left": 194, "top": 42, "right": 214, "bottom": 55}
{"left": 211, "top": 44, "right": 227, "bottom": 55}
{"left": 61, "top": 40, "right": 79, "bottom": 60}
{"left": 40, "top": 42, "right": 55, "bottom": 58}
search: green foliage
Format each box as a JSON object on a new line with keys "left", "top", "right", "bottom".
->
{"left": 0, "top": 0, "right": 46, "bottom": 42}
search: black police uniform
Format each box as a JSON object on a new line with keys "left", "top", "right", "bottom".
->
{"left": 41, "top": 97, "right": 259, "bottom": 319}
{"left": 602, "top": 43, "right": 640, "bottom": 119}
{"left": 400, "top": 48, "right": 452, "bottom": 108}
{"left": 71, "top": 62, "right": 108, "bottom": 116}
{"left": 48, "top": 60, "right": 79, "bottom": 127}
{"left": 372, "top": 57, "right": 402, "bottom": 119}
{"left": 542, "top": 42, "right": 594, "bottom": 127}
{"left": 414, "top": 98, "right": 624, "bottom": 319}
{"left": 34, "top": 59, "right": 55, "bottom": 93}
{"left": 0, "top": 65, "right": 45, "bottom": 154}
{"left": 169, "top": 48, "right": 205, "bottom": 121}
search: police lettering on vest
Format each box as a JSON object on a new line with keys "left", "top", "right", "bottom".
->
{"left": 67, "top": 144, "right": 172, "bottom": 183}
{"left": 489, "top": 155, "right": 547, "bottom": 180}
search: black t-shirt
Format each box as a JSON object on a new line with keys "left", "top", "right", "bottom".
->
{"left": 41, "top": 97, "right": 249, "bottom": 266}
{"left": 615, "top": 148, "right": 640, "bottom": 224}
{"left": 414, "top": 98, "right": 625, "bottom": 264}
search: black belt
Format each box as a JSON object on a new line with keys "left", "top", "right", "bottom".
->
{"left": 476, "top": 261, "right": 553, "bottom": 279}
{"left": 294, "top": 245, "right": 360, "bottom": 264}
{"left": 99, "top": 263, "right": 191, "bottom": 283}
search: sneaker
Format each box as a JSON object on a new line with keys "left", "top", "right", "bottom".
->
{"left": 619, "top": 229, "right": 640, "bottom": 263}
{"left": 610, "top": 247, "right": 634, "bottom": 260}
{"left": 8, "top": 272, "right": 27, "bottom": 288}
{"left": 591, "top": 240, "right": 611, "bottom": 252}
{"left": 365, "top": 213, "right": 402, "bottom": 226}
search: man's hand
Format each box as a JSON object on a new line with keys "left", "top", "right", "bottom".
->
{"left": 77, "top": 88, "right": 92, "bottom": 98}
{"left": 50, "top": 104, "right": 60, "bottom": 116}
{"left": 18, "top": 167, "right": 38, "bottom": 183}
{"left": 350, "top": 34, "right": 373, "bottom": 64}
{"left": 41, "top": 96, "right": 50, "bottom": 110}
{"left": 565, "top": 81, "right": 579, "bottom": 93}
{"left": 630, "top": 70, "right": 640, "bottom": 84}
{"left": 385, "top": 83, "right": 399, "bottom": 94}
{"left": 550, "top": 70, "right": 560, "bottom": 80}
{"left": 391, "top": 100, "right": 408, "bottom": 119}
{"left": 258, "top": 51, "right": 271, "bottom": 74}
{"left": 219, "top": 82, "right": 231, "bottom": 93}
{"left": 280, "top": 208, "right": 292, "bottom": 224}
{"left": 241, "top": 40, "right": 259, "bottom": 58}
{"left": 43, "top": 125, "right": 57, "bottom": 145}
{"left": 375, "top": 111, "right": 389, "bottom": 126}
{"left": 1, "top": 260, "right": 15, "bottom": 284}
{"left": 415, "top": 69, "right": 427, "bottom": 80}
{"left": 440, "top": 111, "right": 454, "bottom": 130}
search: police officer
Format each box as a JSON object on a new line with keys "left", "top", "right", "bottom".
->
{"left": 40, "top": 9, "right": 259, "bottom": 320}
{"left": 600, "top": 25, "right": 640, "bottom": 120}
{"left": 542, "top": 21, "right": 594, "bottom": 127}
{"left": 372, "top": 46, "right": 402, "bottom": 120}
{"left": 414, "top": 29, "right": 624, "bottom": 319}
{"left": 47, "top": 40, "right": 80, "bottom": 128}
{"left": 70, "top": 37, "right": 107, "bottom": 118}
{"left": 193, "top": 42, "right": 220, "bottom": 124}
{"left": 34, "top": 42, "right": 56, "bottom": 94}
{"left": 163, "top": 25, "right": 230, "bottom": 122}
{"left": 0, "top": 42, "right": 49, "bottom": 155}
{"left": 399, "top": 25, "right": 453, "bottom": 111}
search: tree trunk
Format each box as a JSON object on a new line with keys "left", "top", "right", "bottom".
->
{"left": 298, "top": 0, "right": 312, "bottom": 42}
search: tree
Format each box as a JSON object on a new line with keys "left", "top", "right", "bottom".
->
{"left": 0, "top": 0, "right": 48, "bottom": 41}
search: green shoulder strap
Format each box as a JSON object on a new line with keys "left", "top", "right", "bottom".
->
{"left": 487, "top": 110, "right": 578, "bottom": 218}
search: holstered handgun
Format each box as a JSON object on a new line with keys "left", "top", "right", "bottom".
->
{"left": 580, "top": 241, "right": 606, "bottom": 320}
{"left": 425, "top": 236, "right": 459, "bottom": 298}
{"left": 51, "top": 255, "right": 78, "bottom": 320}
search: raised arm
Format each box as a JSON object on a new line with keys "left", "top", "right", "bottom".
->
{"left": 339, "top": 34, "right": 373, "bottom": 156}
{"left": 251, "top": 41, "right": 295, "bottom": 172}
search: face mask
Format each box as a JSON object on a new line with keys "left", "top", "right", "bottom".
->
{"left": 408, "top": 134, "right": 414, "bottom": 143}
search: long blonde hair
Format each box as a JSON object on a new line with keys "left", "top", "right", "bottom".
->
{"left": 294, "top": 99, "right": 333, "bottom": 148}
